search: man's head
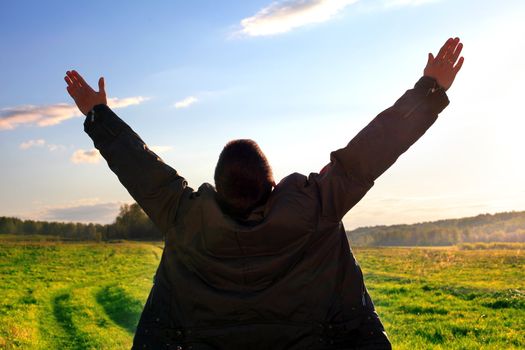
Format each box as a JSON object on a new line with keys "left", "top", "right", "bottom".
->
{"left": 214, "top": 139, "right": 274, "bottom": 217}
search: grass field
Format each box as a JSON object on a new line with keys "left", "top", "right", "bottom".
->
{"left": 0, "top": 239, "right": 523, "bottom": 349}
{"left": 356, "top": 247, "right": 524, "bottom": 349}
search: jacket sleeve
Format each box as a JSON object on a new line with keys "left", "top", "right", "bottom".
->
{"left": 314, "top": 76, "right": 450, "bottom": 221}
{"left": 84, "top": 104, "right": 189, "bottom": 234}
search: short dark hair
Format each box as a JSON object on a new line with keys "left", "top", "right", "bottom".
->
{"left": 214, "top": 139, "right": 274, "bottom": 217}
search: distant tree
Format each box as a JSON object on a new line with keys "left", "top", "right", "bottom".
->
{"left": 0, "top": 217, "right": 18, "bottom": 234}
{"left": 347, "top": 211, "right": 525, "bottom": 246}
{"left": 114, "top": 203, "right": 161, "bottom": 240}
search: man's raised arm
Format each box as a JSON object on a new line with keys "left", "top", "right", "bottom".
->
{"left": 315, "top": 38, "right": 464, "bottom": 221}
{"left": 65, "top": 70, "right": 189, "bottom": 234}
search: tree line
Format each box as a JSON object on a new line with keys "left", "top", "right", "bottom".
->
{"left": 0, "top": 203, "right": 161, "bottom": 241}
{"left": 2, "top": 205, "right": 525, "bottom": 245}
{"left": 347, "top": 211, "right": 525, "bottom": 246}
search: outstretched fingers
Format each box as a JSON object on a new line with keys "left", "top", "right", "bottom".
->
{"left": 65, "top": 74, "right": 79, "bottom": 99}
{"left": 65, "top": 71, "right": 77, "bottom": 87}
{"left": 67, "top": 70, "right": 94, "bottom": 92}
{"left": 65, "top": 71, "right": 83, "bottom": 92}
{"left": 450, "top": 42, "right": 463, "bottom": 64}
{"left": 64, "top": 75, "right": 74, "bottom": 87}
{"left": 436, "top": 38, "right": 453, "bottom": 60}
{"left": 424, "top": 37, "right": 465, "bottom": 90}
{"left": 70, "top": 70, "right": 84, "bottom": 86}
{"left": 442, "top": 38, "right": 459, "bottom": 62}
{"left": 453, "top": 56, "right": 465, "bottom": 74}
{"left": 66, "top": 71, "right": 76, "bottom": 83}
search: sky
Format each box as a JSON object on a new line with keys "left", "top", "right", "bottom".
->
{"left": 1, "top": 0, "right": 524, "bottom": 230}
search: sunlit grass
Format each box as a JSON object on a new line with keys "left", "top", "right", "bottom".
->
{"left": 355, "top": 247, "right": 524, "bottom": 349}
{"left": 0, "top": 240, "right": 523, "bottom": 349}
{"left": 0, "top": 241, "right": 160, "bottom": 349}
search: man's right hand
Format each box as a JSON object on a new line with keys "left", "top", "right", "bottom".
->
{"left": 424, "top": 37, "right": 464, "bottom": 91}
{"left": 64, "top": 70, "right": 107, "bottom": 116}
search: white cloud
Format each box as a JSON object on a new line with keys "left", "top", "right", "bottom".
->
{"left": 19, "top": 139, "right": 67, "bottom": 152}
{"left": 47, "top": 144, "right": 67, "bottom": 152}
{"left": 236, "top": 0, "right": 441, "bottom": 37}
{"left": 107, "top": 96, "right": 148, "bottom": 109}
{"left": 20, "top": 139, "right": 46, "bottom": 150}
{"left": 28, "top": 198, "right": 125, "bottom": 224}
{"left": 71, "top": 148, "right": 101, "bottom": 164}
{"left": 238, "top": 0, "right": 358, "bottom": 37}
{"left": 174, "top": 96, "right": 198, "bottom": 109}
{"left": 0, "top": 104, "right": 79, "bottom": 130}
{"left": 0, "top": 96, "right": 148, "bottom": 131}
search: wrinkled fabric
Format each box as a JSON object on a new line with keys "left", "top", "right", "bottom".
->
{"left": 84, "top": 76, "right": 448, "bottom": 350}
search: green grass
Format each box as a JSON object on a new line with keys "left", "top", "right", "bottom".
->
{"left": 0, "top": 241, "right": 523, "bottom": 349}
{"left": 0, "top": 241, "right": 161, "bottom": 349}
{"left": 457, "top": 242, "right": 525, "bottom": 250}
{"left": 354, "top": 247, "right": 524, "bottom": 349}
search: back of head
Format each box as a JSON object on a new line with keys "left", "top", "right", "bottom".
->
{"left": 214, "top": 139, "right": 274, "bottom": 218}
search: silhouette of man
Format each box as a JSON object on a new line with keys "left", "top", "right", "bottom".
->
{"left": 65, "top": 37, "right": 464, "bottom": 349}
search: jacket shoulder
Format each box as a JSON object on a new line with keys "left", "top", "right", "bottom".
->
{"left": 277, "top": 172, "right": 310, "bottom": 189}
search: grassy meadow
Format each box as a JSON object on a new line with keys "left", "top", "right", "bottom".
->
{"left": 0, "top": 238, "right": 523, "bottom": 349}
{"left": 0, "top": 240, "right": 161, "bottom": 349}
{"left": 356, "top": 247, "right": 524, "bottom": 349}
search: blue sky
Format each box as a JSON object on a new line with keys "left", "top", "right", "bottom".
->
{"left": 1, "top": 0, "right": 524, "bottom": 229}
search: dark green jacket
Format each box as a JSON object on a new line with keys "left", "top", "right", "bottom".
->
{"left": 85, "top": 76, "right": 449, "bottom": 350}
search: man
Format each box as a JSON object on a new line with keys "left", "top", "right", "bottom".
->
{"left": 65, "top": 37, "right": 464, "bottom": 349}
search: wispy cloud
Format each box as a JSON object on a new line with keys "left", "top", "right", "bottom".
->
{"left": 47, "top": 144, "right": 67, "bottom": 152}
{"left": 19, "top": 139, "right": 46, "bottom": 150}
{"left": 28, "top": 198, "right": 125, "bottom": 224}
{"left": 174, "top": 96, "right": 198, "bottom": 109}
{"left": 107, "top": 96, "right": 148, "bottom": 109}
{"left": 238, "top": 0, "right": 358, "bottom": 37}
{"left": 19, "top": 139, "right": 67, "bottom": 152}
{"left": 71, "top": 149, "right": 101, "bottom": 164}
{"left": 0, "top": 96, "right": 148, "bottom": 131}
{"left": 237, "top": 0, "right": 440, "bottom": 37}
{"left": 0, "top": 104, "right": 79, "bottom": 130}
